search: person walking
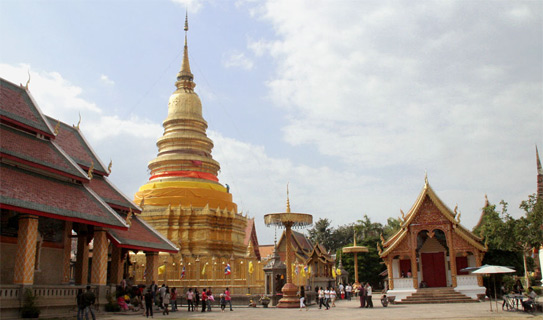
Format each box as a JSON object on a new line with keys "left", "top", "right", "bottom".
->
{"left": 144, "top": 289, "right": 154, "bottom": 318}
{"left": 318, "top": 287, "right": 325, "bottom": 309}
{"left": 359, "top": 283, "right": 366, "bottom": 308}
{"left": 299, "top": 286, "right": 308, "bottom": 311}
{"left": 346, "top": 283, "right": 352, "bottom": 301}
{"left": 206, "top": 288, "right": 213, "bottom": 311}
{"left": 225, "top": 287, "right": 233, "bottom": 311}
{"left": 201, "top": 288, "right": 207, "bottom": 312}
{"left": 220, "top": 293, "right": 226, "bottom": 312}
{"left": 324, "top": 287, "right": 331, "bottom": 310}
{"left": 162, "top": 288, "right": 170, "bottom": 315}
{"left": 330, "top": 287, "right": 337, "bottom": 307}
{"left": 158, "top": 284, "right": 167, "bottom": 310}
{"left": 82, "top": 285, "right": 96, "bottom": 320}
{"left": 365, "top": 283, "right": 373, "bottom": 308}
{"left": 76, "top": 289, "right": 84, "bottom": 320}
{"left": 187, "top": 288, "right": 194, "bottom": 311}
{"left": 171, "top": 287, "right": 177, "bottom": 311}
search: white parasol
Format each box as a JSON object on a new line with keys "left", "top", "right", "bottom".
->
{"left": 471, "top": 265, "right": 516, "bottom": 312}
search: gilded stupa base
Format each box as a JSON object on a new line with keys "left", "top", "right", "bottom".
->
{"left": 276, "top": 283, "right": 299, "bottom": 308}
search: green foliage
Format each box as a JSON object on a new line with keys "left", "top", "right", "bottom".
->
{"left": 21, "top": 288, "right": 40, "bottom": 318}
{"left": 105, "top": 291, "right": 120, "bottom": 312}
{"left": 482, "top": 249, "right": 523, "bottom": 275}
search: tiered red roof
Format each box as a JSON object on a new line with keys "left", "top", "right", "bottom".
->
{"left": 243, "top": 218, "right": 261, "bottom": 260}
{"left": 0, "top": 79, "right": 54, "bottom": 138}
{"left": 0, "top": 77, "right": 177, "bottom": 254}
{"left": 47, "top": 117, "right": 108, "bottom": 174}
{"left": 0, "top": 164, "right": 127, "bottom": 229}
{"left": 1, "top": 124, "right": 87, "bottom": 180}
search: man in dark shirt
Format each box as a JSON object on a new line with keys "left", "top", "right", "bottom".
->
{"left": 82, "top": 286, "right": 96, "bottom": 320}
{"left": 144, "top": 289, "right": 154, "bottom": 318}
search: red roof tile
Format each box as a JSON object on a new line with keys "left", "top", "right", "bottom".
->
{"left": 1, "top": 125, "right": 87, "bottom": 180}
{"left": 0, "top": 79, "right": 54, "bottom": 137}
{"left": 47, "top": 117, "right": 108, "bottom": 174}
{"left": 107, "top": 215, "right": 177, "bottom": 253}
{"left": 0, "top": 163, "right": 127, "bottom": 229}
{"left": 89, "top": 176, "right": 140, "bottom": 212}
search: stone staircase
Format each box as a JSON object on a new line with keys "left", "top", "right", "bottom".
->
{"left": 395, "top": 287, "right": 477, "bottom": 304}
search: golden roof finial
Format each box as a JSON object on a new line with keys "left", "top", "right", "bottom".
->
{"left": 484, "top": 194, "right": 489, "bottom": 207}
{"left": 54, "top": 120, "right": 60, "bottom": 135}
{"left": 424, "top": 170, "right": 428, "bottom": 187}
{"left": 74, "top": 112, "right": 81, "bottom": 129}
{"left": 126, "top": 208, "right": 133, "bottom": 226}
{"left": 286, "top": 183, "right": 291, "bottom": 213}
{"left": 184, "top": 11, "right": 189, "bottom": 32}
{"left": 400, "top": 209, "right": 405, "bottom": 221}
{"left": 108, "top": 159, "right": 113, "bottom": 174}
{"left": 87, "top": 160, "right": 94, "bottom": 179}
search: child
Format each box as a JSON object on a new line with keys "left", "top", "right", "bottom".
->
{"left": 220, "top": 293, "right": 226, "bottom": 312}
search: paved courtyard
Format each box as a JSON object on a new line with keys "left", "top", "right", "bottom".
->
{"left": 98, "top": 298, "right": 542, "bottom": 320}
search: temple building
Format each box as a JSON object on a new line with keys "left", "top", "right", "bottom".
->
{"left": 131, "top": 17, "right": 263, "bottom": 293}
{"left": 379, "top": 176, "right": 487, "bottom": 302}
{"left": 262, "top": 230, "right": 334, "bottom": 298}
{"left": 0, "top": 78, "right": 177, "bottom": 318}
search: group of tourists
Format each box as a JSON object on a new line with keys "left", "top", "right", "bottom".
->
{"left": 316, "top": 286, "right": 338, "bottom": 310}
{"left": 197, "top": 287, "right": 233, "bottom": 313}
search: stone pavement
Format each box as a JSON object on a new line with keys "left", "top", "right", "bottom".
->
{"left": 98, "top": 297, "right": 542, "bottom": 320}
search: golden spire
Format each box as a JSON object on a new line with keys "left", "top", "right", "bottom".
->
{"left": 177, "top": 11, "right": 194, "bottom": 90}
{"left": 286, "top": 183, "right": 291, "bottom": 213}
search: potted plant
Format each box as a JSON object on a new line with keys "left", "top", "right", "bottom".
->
{"left": 259, "top": 295, "right": 271, "bottom": 308}
{"left": 21, "top": 288, "right": 40, "bottom": 318}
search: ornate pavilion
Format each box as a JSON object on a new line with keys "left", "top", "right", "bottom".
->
{"left": 131, "top": 17, "right": 263, "bottom": 293}
{"left": 378, "top": 176, "right": 487, "bottom": 301}
{"left": 0, "top": 78, "right": 177, "bottom": 318}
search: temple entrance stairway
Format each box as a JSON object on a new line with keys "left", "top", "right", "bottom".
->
{"left": 395, "top": 287, "right": 477, "bottom": 304}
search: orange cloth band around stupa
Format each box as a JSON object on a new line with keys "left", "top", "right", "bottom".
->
{"left": 149, "top": 170, "right": 218, "bottom": 182}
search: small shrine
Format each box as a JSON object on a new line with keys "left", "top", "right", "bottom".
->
{"left": 379, "top": 176, "right": 487, "bottom": 301}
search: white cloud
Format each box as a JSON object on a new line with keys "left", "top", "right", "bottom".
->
{"left": 170, "top": 0, "right": 204, "bottom": 13}
{"left": 100, "top": 74, "right": 115, "bottom": 86}
{"left": 0, "top": 63, "right": 102, "bottom": 116}
{"left": 223, "top": 51, "right": 254, "bottom": 70}
{"left": 243, "top": 1, "right": 542, "bottom": 232}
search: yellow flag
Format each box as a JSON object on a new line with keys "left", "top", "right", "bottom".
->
{"left": 158, "top": 265, "right": 165, "bottom": 275}
{"left": 248, "top": 261, "right": 254, "bottom": 274}
{"left": 332, "top": 267, "right": 337, "bottom": 279}
{"left": 308, "top": 265, "right": 312, "bottom": 275}
{"left": 336, "top": 267, "right": 342, "bottom": 276}
{"left": 201, "top": 264, "right": 207, "bottom": 276}
{"left": 301, "top": 265, "right": 306, "bottom": 277}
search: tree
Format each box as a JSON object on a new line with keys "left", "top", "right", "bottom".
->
{"left": 516, "top": 194, "right": 543, "bottom": 287}
{"left": 307, "top": 218, "right": 334, "bottom": 251}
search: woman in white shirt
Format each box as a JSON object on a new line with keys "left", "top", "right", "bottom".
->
{"left": 324, "top": 287, "right": 331, "bottom": 310}
{"left": 330, "top": 287, "right": 337, "bottom": 307}
{"left": 162, "top": 288, "right": 171, "bottom": 315}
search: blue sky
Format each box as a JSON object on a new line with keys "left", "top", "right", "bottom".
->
{"left": 1, "top": 0, "right": 542, "bottom": 245}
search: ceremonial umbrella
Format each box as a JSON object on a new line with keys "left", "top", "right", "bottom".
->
{"left": 471, "top": 265, "right": 515, "bottom": 312}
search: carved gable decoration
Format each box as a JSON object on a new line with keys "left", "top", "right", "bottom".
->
{"left": 411, "top": 196, "right": 450, "bottom": 225}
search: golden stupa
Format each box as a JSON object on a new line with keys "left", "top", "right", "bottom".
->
{"left": 135, "top": 16, "right": 247, "bottom": 258}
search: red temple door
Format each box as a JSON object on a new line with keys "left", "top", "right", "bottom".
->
{"left": 456, "top": 256, "right": 468, "bottom": 275}
{"left": 421, "top": 252, "right": 447, "bottom": 287}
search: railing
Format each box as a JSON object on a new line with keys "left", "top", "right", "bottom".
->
{"left": 393, "top": 278, "right": 414, "bottom": 289}
{"left": 456, "top": 275, "right": 479, "bottom": 287}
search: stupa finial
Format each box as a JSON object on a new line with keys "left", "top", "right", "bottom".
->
{"left": 177, "top": 11, "right": 194, "bottom": 88}
{"left": 286, "top": 183, "right": 291, "bottom": 213}
{"left": 353, "top": 229, "right": 357, "bottom": 246}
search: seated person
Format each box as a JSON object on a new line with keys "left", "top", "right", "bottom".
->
{"left": 117, "top": 296, "right": 129, "bottom": 311}
{"left": 522, "top": 287, "right": 537, "bottom": 312}
{"left": 248, "top": 299, "right": 257, "bottom": 308}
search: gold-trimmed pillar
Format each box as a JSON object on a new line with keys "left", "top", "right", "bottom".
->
{"left": 13, "top": 214, "right": 39, "bottom": 285}
{"left": 230, "top": 255, "right": 235, "bottom": 294}
{"left": 386, "top": 257, "right": 394, "bottom": 290}
{"left": 145, "top": 252, "right": 159, "bottom": 285}
{"left": 75, "top": 232, "right": 90, "bottom": 285}
{"left": 61, "top": 221, "right": 72, "bottom": 284}
{"left": 448, "top": 229, "right": 457, "bottom": 287}
{"left": 110, "top": 245, "right": 124, "bottom": 285}
{"left": 475, "top": 251, "right": 484, "bottom": 287}
{"left": 410, "top": 231, "right": 419, "bottom": 289}
{"left": 91, "top": 229, "right": 108, "bottom": 285}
